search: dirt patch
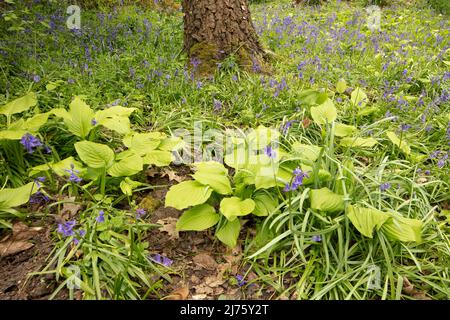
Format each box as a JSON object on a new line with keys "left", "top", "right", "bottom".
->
{"left": 0, "top": 222, "right": 66, "bottom": 300}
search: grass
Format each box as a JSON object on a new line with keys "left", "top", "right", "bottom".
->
{"left": 0, "top": 0, "right": 449, "bottom": 299}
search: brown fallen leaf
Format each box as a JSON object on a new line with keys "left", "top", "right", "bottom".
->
{"left": 165, "top": 286, "right": 189, "bottom": 300}
{"left": 11, "top": 222, "right": 42, "bottom": 241}
{"left": 192, "top": 253, "right": 218, "bottom": 270}
{"left": 161, "top": 168, "right": 185, "bottom": 183}
{"left": 146, "top": 167, "right": 160, "bottom": 178}
{"left": 0, "top": 240, "right": 34, "bottom": 257}
{"left": 59, "top": 197, "right": 82, "bottom": 220}
{"left": 157, "top": 217, "right": 179, "bottom": 240}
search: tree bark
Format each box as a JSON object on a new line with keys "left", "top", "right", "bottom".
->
{"left": 182, "top": 0, "right": 266, "bottom": 76}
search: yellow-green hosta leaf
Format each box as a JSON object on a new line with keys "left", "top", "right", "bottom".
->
{"left": 346, "top": 204, "right": 390, "bottom": 238}
{"left": 291, "top": 142, "right": 322, "bottom": 162}
{"left": 386, "top": 131, "right": 411, "bottom": 155}
{"left": 381, "top": 214, "right": 422, "bottom": 243}
{"left": 74, "top": 141, "right": 115, "bottom": 169}
{"left": 142, "top": 150, "right": 173, "bottom": 167}
{"left": 0, "top": 129, "right": 27, "bottom": 140}
{"left": 224, "top": 145, "right": 248, "bottom": 169}
{"left": 52, "top": 97, "right": 94, "bottom": 138}
{"left": 350, "top": 87, "right": 368, "bottom": 108}
{"left": 29, "top": 156, "right": 84, "bottom": 177}
{"left": 0, "top": 182, "right": 39, "bottom": 209}
{"left": 340, "top": 137, "right": 378, "bottom": 148}
{"left": 123, "top": 132, "right": 164, "bottom": 155}
{"left": 246, "top": 125, "right": 280, "bottom": 151}
{"left": 220, "top": 197, "right": 255, "bottom": 221}
{"left": 107, "top": 153, "right": 143, "bottom": 177}
{"left": 301, "top": 164, "right": 332, "bottom": 185}
{"left": 176, "top": 204, "right": 219, "bottom": 231}
{"left": 253, "top": 192, "right": 278, "bottom": 217}
{"left": 95, "top": 106, "right": 137, "bottom": 135}
{"left": 165, "top": 180, "right": 212, "bottom": 210}
{"left": 298, "top": 89, "right": 328, "bottom": 106}
{"left": 192, "top": 161, "right": 232, "bottom": 195}
{"left": 0, "top": 92, "right": 37, "bottom": 116}
{"left": 215, "top": 218, "right": 241, "bottom": 248}
{"left": 158, "top": 137, "right": 185, "bottom": 151}
{"left": 310, "top": 98, "right": 337, "bottom": 125}
{"left": 22, "top": 112, "right": 51, "bottom": 132}
{"left": 119, "top": 177, "right": 144, "bottom": 196}
{"left": 335, "top": 123, "right": 358, "bottom": 137}
{"left": 336, "top": 78, "right": 347, "bottom": 94}
{"left": 309, "top": 187, "right": 345, "bottom": 214}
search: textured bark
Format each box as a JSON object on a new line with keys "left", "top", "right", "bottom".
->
{"left": 182, "top": 0, "right": 266, "bottom": 76}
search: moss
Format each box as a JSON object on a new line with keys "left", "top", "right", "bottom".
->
{"left": 236, "top": 46, "right": 272, "bottom": 75}
{"left": 189, "top": 42, "right": 221, "bottom": 78}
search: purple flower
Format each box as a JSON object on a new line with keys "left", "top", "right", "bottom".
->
{"left": 264, "top": 145, "right": 277, "bottom": 159}
{"left": 149, "top": 253, "right": 173, "bottom": 267}
{"left": 67, "top": 78, "right": 75, "bottom": 84}
{"left": 284, "top": 168, "right": 309, "bottom": 192}
{"left": 29, "top": 191, "right": 49, "bottom": 205}
{"left": 43, "top": 145, "right": 52, "bottom": 154}
{"left": 65, "top": 164, "right": 82, "bottom": 183}
{"left": 57, "top": 220, "right": 76, "bottom": 237}
{"left": 311, "top": 235, "right": 322, "bottom": 242}
{"left": 91, "top": 119, "right": 97, "bottom": 125}
{"left": 136, "top": 208, "right": 146, "bottom": 219}
{"left": 235, "top": 275, "right": 246, "bottom": 287}
{"left": 380, "top": 182, "right": 391, "bottom": 192}
{"left": 400, "top": 123, "right": 412, "bottom": 131}
{"left": 79, "top": 229, "right": 86, "bottom": 237}
{"left": 34, "top": 176, "right": 46, "bottom": 188}
{"left": 33, "top": 75, "right": 41, "bottom": 83}
{"left": 96, "top": 210, "right": 105, "bottom": 223}
{"left": 213, "top": 99, "right": 223, "bottom": 111}
{"left": 281, "top": 120, "right": 295, "bottom": 134}
{"left": 20, "top": 133, "right": 43, "bottom": 154}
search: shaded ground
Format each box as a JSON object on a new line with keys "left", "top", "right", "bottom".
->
{"left": 0, "top": 222, "right": 66, "bottom": 300}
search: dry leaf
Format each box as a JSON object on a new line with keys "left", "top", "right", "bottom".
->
{"left": 165, "top": 286, "right": 189, "bottom": 300}
{"left": 146, "top": 167, "right": 159, "bottom": 178}
{"left": 192, "top": 253, "right": 218, "bottom": 270}
{"left": 60, "top": 197, "right": 82, "bottom": 220}
{"left": 0, "top": 240, "right": 34, "bottom": 257}
{"left": 161, "top": 168, "right": 185, "bottom": 182}
{"left": 157, "top": 217, "right": 179, "bottom": 239}
{"left": 191, "top": 294, "right": 207, "bottom": 300}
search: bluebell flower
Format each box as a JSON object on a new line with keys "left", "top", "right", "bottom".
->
{"left": 33, "top": 75, "right": 41, "bottom": 83}
{"left": 29, "top": 191, "right": 49, "bottom": 205}
{"left": 264, "top": 145, "right": 277, "bottom": 159}
{"left": 284, "top": 168, "right": 309, "bottom": 192}
{"left": 57, "top": 220, "right": 76, "bottom": 237}
{"left": 91, "top": 119, "right": 97, "bottom": 125}
{"left": 96, "top": 210, "right": 105, "bottom": 223}
{"left": 380, "top": 182, "right": 391, "bottom": 192}
{"left": 20, "top": 133, "right": 43, "bottom": 154}
{"left": 149, "top": 253, "right": 173, "bottom": 267}
{"left": 235, "top": 275, "right": 247, "bottom": 287}
{"left": 65, "top": 164, "right": 82, "bottom": 183}
{"left": 312, "top": 235, "right": 322, "bottom": 242}
{"left": 136, "top": 208, "right": 146, "bottom": 219}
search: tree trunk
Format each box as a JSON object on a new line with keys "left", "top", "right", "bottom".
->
{"left": 182, "top": 0, "right": 266, "bottom": 76}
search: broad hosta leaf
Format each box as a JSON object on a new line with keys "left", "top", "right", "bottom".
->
{"left": 123, "top": 132, "right": 164, "bottom": 155}
{"left": 0, "top": 182, "right": 39, "bottom": 209}
{"left": 0, "top": 129, "right": 27, "bottom": 140}
{"left": 246, "top": 125, "right": 280, "bottom": 151}
{"left": 350, "top": 87, "right": 368, "bottom": 108}
{"left": 66, "top": 96, "right": 94, "bottom": 138}
{"left": 340, "top": 137, "right": 378, "bottom": 148}
{"left": 253, "top": 192, "right": 278, "bottom": 216}
{"left": 310, "top": 187, "right": 344, "bottom": 213}
{"left": 95, "top": 106, "right": 137, "bottom": 135}
{"left": 224, "top": 145, "right": 248, "bottom": 169}
{"left": 176, "top": 204, "right": 219, "bottom": 231}
{"left": 107, "top": 153, "right": 143, "bottom": 177}
{"left": 74, "top": 141, "right": 114, "bottom": 169}
{"left": 336, "top": 78, "right": 347, "bottom": 94}
{"left": 142, "top": 150, "right": 173, "bottom": 167}
{"left": 346, "top": 204, "right": 390, "bottom": 238}
{"left": 220, "top": 197, "right": 256, "bottom": 221}
{"left": 381, "top": 214, "right": 422, "bottom": 243}
{"left": 192, "top": 161, "right": 232, "bottom": 195}
{"left": 23, "top": 112, "right": 51, "bottom": 132}
{"left": 301, "top": 165, "right": 332, "bottom": 185}
{"left": 158, "top": 137, "right": 185, "bottom": 151}
{"left": 29, "top": 157, "right": 84, "bottom": 177}
{"left": 310, "top": 98, "right": 337, "bottom": 125}
{"left": 291, "top": 142, "right": 322, "bottom": 162}
{"left": 0, "top": 92, "right": 37, "bottom": 116}
{"left": 335, "top": 123, "right": 358, "bottom": 137}
{"left": 215, "top": 218, "right": 241, "bottom": 248}
{"left": 386, "top": 131, "right": 411, "bottom": 155}
{"left": 119, "top": 177, "right": 144, "bottom": 196}
{"left": 298, "top": 89, "right": 328, "bottom": 106}
{"left": 165, "top": 180, "right": 212, "bottom": 210}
